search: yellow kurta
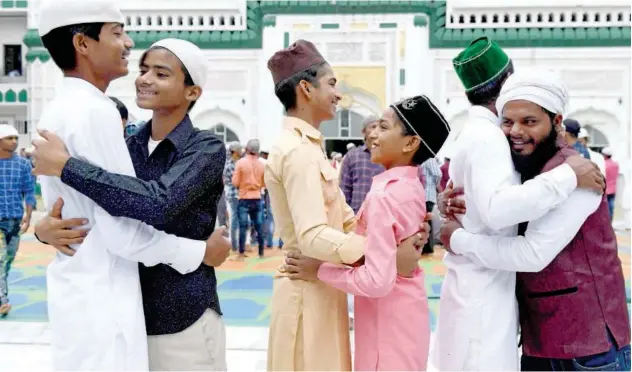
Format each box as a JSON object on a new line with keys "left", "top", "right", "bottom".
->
{"left": 265, "top": 117, "right": 366, "bottom": 371}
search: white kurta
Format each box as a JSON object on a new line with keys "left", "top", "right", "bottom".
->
{"left": 431, "top": 106, "right": 578, "bottom": 371}
{"left": 588, "top": 149, "right": 607, "bottom": 175}
{"left": 37, "top": 78, "right": 206, "bottom": 371}
{"left": 450, "top": 188, "right": 600, "bottom": 272}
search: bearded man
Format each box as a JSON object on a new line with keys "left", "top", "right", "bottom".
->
{"left": 440, "top": 69, "right": 630, "bottom": 371}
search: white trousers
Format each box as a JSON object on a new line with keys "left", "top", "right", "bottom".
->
{"left": 147, "top": 309, "right": 227, "bottom": 371}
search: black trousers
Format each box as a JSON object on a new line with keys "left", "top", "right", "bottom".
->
{"left": 422, "top": 201, "right": 435, "bottom": 254}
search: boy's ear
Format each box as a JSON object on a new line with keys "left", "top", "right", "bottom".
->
{"left": 402, "top": 136, "right": 421, "bottom": 154}
{"left": 185, "top": 85, "right": 202, "bottom": 104}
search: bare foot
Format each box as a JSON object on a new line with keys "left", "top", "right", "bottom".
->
{"left": 229, "top": 254, "right": 245, "bottom": 262}
{"left": 0, "top": 303, "right": 11, "bottom": 316}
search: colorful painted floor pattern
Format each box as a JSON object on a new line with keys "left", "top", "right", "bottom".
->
{"left": 2, "top": 231, "right": 630, "bottom": 331}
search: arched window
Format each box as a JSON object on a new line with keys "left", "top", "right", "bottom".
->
{"left": 320, "top": 109, "right": 367, "bottom": 139}
{"left": 210, "top": 124, "right": 239, "bottom": 144}
{"left": 583, "top": 125, "right": 609, "bottom": 148}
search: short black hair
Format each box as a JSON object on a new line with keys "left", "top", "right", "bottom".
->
{"left": 465, "top": 61, "right": 515, "bottom": 106}
{"left": 274, "top": 62, "right": 327, "bottom": 111}
{"left": 398, "top": 118, "right": 429, "bottom": 166}
{"left": 140, "top": 46, "right": 198, "bottom": 111}
{"left": 109, "top": 97, "right": 128, "bottom": 120}
{"left": 41, "top": 23, "right": 105, "bottom": 71}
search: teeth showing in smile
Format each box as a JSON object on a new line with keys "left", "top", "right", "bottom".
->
{"left": 138, "top": 91, "right": 156, "bottom": 96}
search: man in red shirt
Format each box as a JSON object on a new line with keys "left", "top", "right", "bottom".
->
{"left": 232, "top": 139, "right": 266, "bottom": 259}
{"left": 602, "top": 147, "right": 620, "bottom": 220}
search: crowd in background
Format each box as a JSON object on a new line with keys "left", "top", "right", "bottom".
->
{"left": 205, "top": 111, "right": 622, "bottom": 257}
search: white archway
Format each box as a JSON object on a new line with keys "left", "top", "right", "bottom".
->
{"left": 567, "top": 107, "right": 629, "bottom": 227}
{"left": 566, "top": 108, "right": 620, "bottom": 150}
{"left": 192, "top": 108, "right": 245, "bottom": 143}
{"left": 320, "top": 108, "right": 368, "bottom": 139}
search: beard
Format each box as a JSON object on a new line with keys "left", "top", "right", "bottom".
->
{"left": 510, "top": 126, "right": 560, "bottom": 181}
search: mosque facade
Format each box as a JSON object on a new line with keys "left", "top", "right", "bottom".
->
{"left": 0, "top": 0, "right": 630, "bottom": 225}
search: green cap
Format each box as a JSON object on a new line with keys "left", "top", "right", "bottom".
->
{"left": 452, "top": 37, "right": 511, "bottom": 92}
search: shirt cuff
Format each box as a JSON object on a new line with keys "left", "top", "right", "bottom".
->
{"left": 539, "top": 163, "right": 577, "bottom": 194}
{"left": 317, "top": 262, "right": 339, "bottom": 282}
{"left": 450, "top": 228, "right": 470, "bottom": 255}
{"left": 169, "top": 238, "right": 205, "bottom": 275}
{"left": 336, "top": 233, "right": 366, "bottom": 265}
{"left": 60, "top": 157, "right": 86, "bottom": 186}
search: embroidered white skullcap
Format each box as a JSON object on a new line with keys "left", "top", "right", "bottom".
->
{"left": 601, "top": 147, "right": 613, "bottom": 156}
{"left": 38, "top": 0, "right": 124, "bottom": 37}
{"left": 496, "top": 69, "right": 569, "bottom": 115}
{"left": 150, "top": 39, "right": 208, "bottom": 88}
{"left": 0, "top": 125, "right": 18, "bottom": 139}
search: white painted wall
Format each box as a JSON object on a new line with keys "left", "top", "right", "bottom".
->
{"left": 0, "top": 16, "right": 27, "bottom": 77}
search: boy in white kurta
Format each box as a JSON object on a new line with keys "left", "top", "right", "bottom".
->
{"left": 35, "top": 1, "right": 222, "bottom": 370}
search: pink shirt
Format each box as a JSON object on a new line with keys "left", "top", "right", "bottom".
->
{"left": 605, "top": 158, "right": 619, "bottom": 195}
{"left": 318, "top": 166, "right": 430, "bottom": 371}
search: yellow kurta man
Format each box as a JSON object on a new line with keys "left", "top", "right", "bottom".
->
{"left": 265, "top": 40, "right": 366, "bottom": 371}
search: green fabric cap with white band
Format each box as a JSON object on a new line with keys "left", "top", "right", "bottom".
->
{"left": 452, "top": 37, "right": 511, "bottom": 92}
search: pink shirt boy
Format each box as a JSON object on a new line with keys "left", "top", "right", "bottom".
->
{"left": 318, "top": 166, "right": 430, "bottom": 371}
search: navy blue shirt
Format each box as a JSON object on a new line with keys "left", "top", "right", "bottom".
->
{"left": 60, "top": 116, "right": 226, "bottom": 335}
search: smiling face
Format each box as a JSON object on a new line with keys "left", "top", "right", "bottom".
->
{"left": 298, "top": 64, "right": 341, "bottom": 122}
{"left": 501, "top": 100, "right": 560, "bottom": 156}
{"left": 500, "top": 99, "right": 562, "bottom": 176}
{"left": 82, "top": 23, "right": 133, "bottom": 81}
{"left": 135, "top": 48, "right": 201, "bottom": 111}
{"left": 368, "top": 107, "right": 419, "bottom": 169}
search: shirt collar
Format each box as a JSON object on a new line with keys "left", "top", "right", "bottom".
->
{"left": 62, "top": 77, "right": 111, "bottom": 101}
{"left": 372, "top": 166, "right": 418, "bottom": 185}
{"left": 284, "top": 117, "right": 323, "bottom": 143}
{"left": 468, "top": 105, "right": 499, "bottom": 127}
{"left": 133, "top": 115, "right": 194, "bottom": 152}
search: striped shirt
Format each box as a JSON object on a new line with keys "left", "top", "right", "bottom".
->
{"left": 421, "top": 157, "right": 442, "bottom": 204}
{"left": 223, "top": 157, "right": 238, "bottom": 201}
{"left": 339, "top": 145, "right": 385, "bottom": 214}
{"left": 0, "top": 154, "right": 36, "bottom": 218}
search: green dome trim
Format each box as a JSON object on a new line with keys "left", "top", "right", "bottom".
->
{"left": 2, "top": 0, "right": 28, "bottom": 9}
{"left": 25, "top": 49, "right": 50, "bottom": 63}
{"left": 22, "top": 0, "right": 632, "bottom": 63}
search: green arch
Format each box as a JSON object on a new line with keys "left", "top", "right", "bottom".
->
{"left": 18, "top": 89, "right": 27, "bottom": 103}
{"left": 5, "top": 89, "right": 16, "bottom": 103}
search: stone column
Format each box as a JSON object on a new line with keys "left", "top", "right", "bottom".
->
{"left": 256, "top": 15, "right": 286, "bottom": 150}
{"left": 404, "top": 15, "right": 434, "bottom": 99}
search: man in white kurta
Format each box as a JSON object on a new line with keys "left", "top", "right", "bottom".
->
{"left": 431, "top": 37, "right": 587, "bottom": 370}
{"left": 35, "top": 1, "right": 207, "bottom": 370}
{"left": 443, "top": 70, "right": 601, "bottom": 295}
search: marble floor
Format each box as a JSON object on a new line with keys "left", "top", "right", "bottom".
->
{"left": 0, "top": 321, "right": 443, "bottom": 371}
{"left": 0, "top": 322, "right": 269, "bottom": 371}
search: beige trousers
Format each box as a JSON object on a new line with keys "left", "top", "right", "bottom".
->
{"left": 147, "top": 309, "right": 227, "bottom": 371}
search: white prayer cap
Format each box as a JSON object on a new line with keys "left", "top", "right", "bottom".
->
{"left": 578, "top": 128, "right": 589, "bottom": 139}
{"left": 346, "top": 143, "right": 356, "bottom": 150}
{"left": 496, "top": 69, "right": 569, "bottom": 116}
{"left": 0, "top": 125, "right": 18, "bottom": 139}
{"left": 602, "top": 147, "right": 613, "bottom": 156}
{"left": 38, "top": 0, "right": 124, "bottom": 37}
{"left": 150, "top": 39, "right": 208, "bottom": 88}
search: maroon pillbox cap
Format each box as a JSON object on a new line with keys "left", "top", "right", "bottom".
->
{"left": 267, "top": 39, "right": 327, "bottom": 87}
